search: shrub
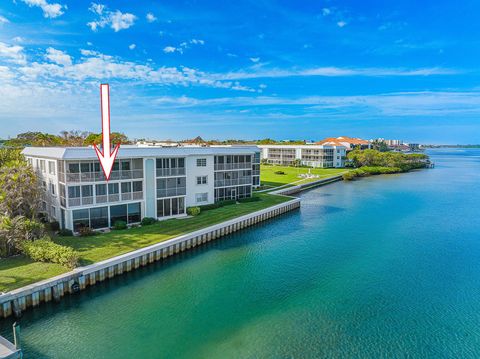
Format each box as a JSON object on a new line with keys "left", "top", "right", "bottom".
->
{"left": 141, "top": 217, "right": 156, "bottom": 226}
{"left": 187, "top": 206, "right": 201, "bottom": 216}
{"left": 343, "top": 166, "right": 403, "bottom": 181}
{"left": 22, "top": 238, "right": 79, "bottom": 268}
{"left": 48, "top": 221, "right": 60, "bottom": 232}
{"left": 78, "top": 226, "right": 96, "bottom": 236}
{"left": 113, "top": 220, "right": 127, "bottom": 230}
{"left": 342, "top": 171, "right": 357, "bottom": 181}
{"left": 58, "top": 228, "right": 73, "bottom": 237}
{"left": 238, "top": 196, "right": 261, "bottom": 203}
{"left": 274, "top": 170, "right": 285, "bottom": 175}
{"left": 199, "top": 203, "right": 221, "bottom": 210}
{"left": 219, "top": 199, "right": 236, "bottom": 206}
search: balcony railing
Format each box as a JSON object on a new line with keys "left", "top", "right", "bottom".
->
{"left": 156, "top": 168, "right": 186, "bottom": 177}
{"left": 214, "top": 178, "right": 252, "bottom": 187}
{"left": 156, "top": 187, "right": 186, "bottom": 198}
{"left": 67, "top": 191, "right": 143, "bottom": 207}
{"left": 214, "top": 163, "right": 252, "bottom": 171}
{"left": 64, "top": 170, "right": 143, "bottom": 183}
{"left": 96, "top": 195, "right": 108, "bottom": 204}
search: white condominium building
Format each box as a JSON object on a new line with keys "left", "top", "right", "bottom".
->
{"left": 258, "top": 145, "right": 346, "bottom": 168}
{"left": 22, "top": 145, "right": 261, "bottom": 232}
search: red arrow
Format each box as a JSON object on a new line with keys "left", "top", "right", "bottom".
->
{"left": 93, "top": 84, "right": 120, "bottom": 181}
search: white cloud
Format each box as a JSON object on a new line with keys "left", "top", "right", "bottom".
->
{"left": 146, "top": 12, "right": 157, "bottom": 23}
{"left": 80, "top": 49, "right": 100, "bottom": 56}
{"left": 150, "top": 91, "right": 480, "bottom": 117}
{"left": 322, "top": 8, "right": 331, "bottom": 16}
{"left": 88, "top": 4, "right": 137, "bottom": 32}
{"left": 221, "top": 66, "right": 459, "bottom": 80}
{"left": 12, "top": 36, "right": 24, "bottom": 43}
{"left": 89, "top": 3, "right": 105, "bottom": 15}
{"left": 163, "top": 39, "right": 204, "bottom": 54}
{"left": 45, "top": 47, "right": 72, "bottom": 66}
{"left": 0, "top": 15, "right": 9, "bottom": 25}
{"left": 4, "top": 46, "right": 254, "bottom": 92}
{"left": 0, "top": 42, "right": 26, "bottom": 65}
{"left": 163, "top": 46, "right": 177, "bottom": 53}
{"left": 129, "top": 43, "right": 136, "bottom": 50}
{"left": 337, "top": 21, "right": 347, "bottom": 27}
{"left": 250, "top": 57, "right": 260, "bottom": 63}
{"left": 0, "top": 66, "right": 14, "bottom": 80}
{"left": 20, "top": 0, "right": 65, "bottom": 18}
{"left": 110, "top": 10, "right": 136, "bottom": 31}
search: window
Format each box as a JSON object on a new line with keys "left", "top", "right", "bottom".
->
{"left": 81, "top": 185, "right": 93, "bottom": 198}
{"left": 196, "top": 158, "right": 207, "bottom": 167}
{"left": 128, "top": 202, "right": 141, "bottom": 223}
{"left": 68, "top": 186, "right": 80, "bottom": 198}
{"left": 108, "top": 183, "right": 119, "bottom": 194}
{"left": 42, "top": 181, "right": 47, "bottom": 190}
{"left": 156, "top": 177, "right": 186, "bottom": 198}
{"left": 121, "top": 160, "right": 131, "bottom": 171}
{"left": 196, "top": 193, "right": 208, "bottom": 203}
{"left": 40, "top": 160, "right": 46, "bottom": 173}
{"left": 80, "top": 162, "right": 92, "bottom": 173}
{"left": 68, "top": 163, "right": 80, "bottom": 173}
{"left": 48, "top": 161, "right": 55, "bottom": 175}
{"left": 50, "top": 182, "right": 56, "bottom": 195}
{"left": 90, "top": 207, "right": 108, "bottom": 229}
{"left": 72, "top": 209, "right": 89, "bottom": 231}
{"left": 110, "top": 204, "right": 127, "bottom": 225}
{"left": 121, "top": 182, "right": 132, "bottom": 193}
{"left": 157, "top": 198, "right": 185, "bottom": 217}
{"left": 196, "top": 176, "right": 207, "bottom": 185}
{"left": 96, "top": 184, "right": 107, "bottom": 196}
{"left": 51, "top": 206, "right": 56, "bottom": 218}
{"left": 132, "top": 181, "right": 142, "bottom": 192}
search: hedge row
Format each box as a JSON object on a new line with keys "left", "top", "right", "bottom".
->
{"left": 199, "top": 199, "right": 236, "bottom": 211}
{"left": 343, "top": 166, "right": 403, "bottom": 181}
{"left": 238, "top": 196, "right": 261, "bottom": 203}
{"left": 22, "top": 238, "right": 79, "bottom": 268}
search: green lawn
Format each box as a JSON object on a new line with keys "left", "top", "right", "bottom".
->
{"left": 0, "top": 193, "right": 291, "bottom": 292}
{"left": 260, "top": 165, "right": 349, "bottom": 188}
{"left": 0, "top": 257, "right": 66, "bottom": 293}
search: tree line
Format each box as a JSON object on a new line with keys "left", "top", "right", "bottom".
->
{"left": 3, "top": 130, "right": 130, "bottom": 148}
{"left": 0, "top": 148, "right": 78, "bottom": 267}
{"left": 343, "top": 149, "right": 431, "bottom": 180}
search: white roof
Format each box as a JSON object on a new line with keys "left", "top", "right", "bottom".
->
{"left": 22, "top": 145, "right": 260, "bottom": 160}
{"left": 257, "top": 144, "right": 346, "bottom": 149}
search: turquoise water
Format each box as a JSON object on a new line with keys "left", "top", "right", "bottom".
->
{"left": 2, "top": 148, "right": 480, "bottom": 358}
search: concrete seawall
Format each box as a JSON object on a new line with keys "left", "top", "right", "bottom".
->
{"left": 0, "top": 198, "right": 300, "bottom": 319}
{"left": 271, "top": 175, "right": 343, "bottom": 196}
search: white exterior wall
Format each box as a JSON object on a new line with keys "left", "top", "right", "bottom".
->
{"left": 335, "top": 148, "right": 346, "bottom": 167}
{"left": 185, "top": 155, "right": 215, "bottom": 207}
{"left": 258, "top": 145, "right": 347, "bottom": 168}
{"left": 22, "top": 146, "right": 260, "bottom": 232}
{"left": 26, "top": 156, "right": 61, "bottom": 221}
{"left": 295, "top": 148, "right": 302, "bottom": 160}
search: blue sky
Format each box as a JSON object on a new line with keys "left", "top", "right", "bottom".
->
{"left": 0, "top": 0, "right": 479, "bottom": 143}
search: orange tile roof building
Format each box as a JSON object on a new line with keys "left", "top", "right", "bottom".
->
{"left": 316, "top": 136, "right": 371, "bottom": 150}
